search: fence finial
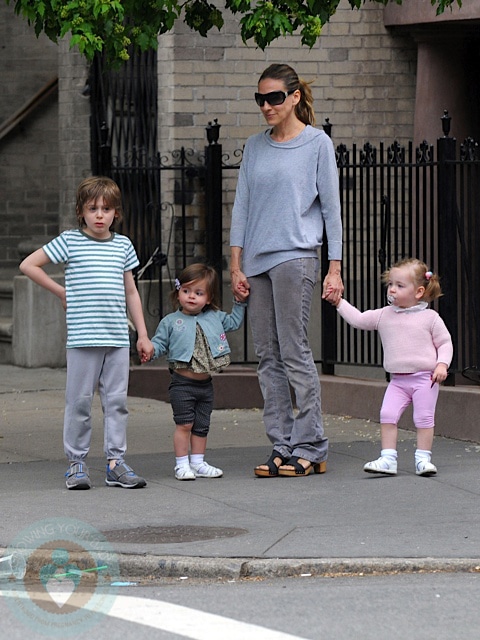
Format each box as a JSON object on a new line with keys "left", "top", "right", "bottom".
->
{"left": 323, "top": 117, "right": 332, "bottom": 138}
{"left": 206, "top": 119, "right": 221, "bottom": 145}
{"left": 441, "top": 110, "right": 451, "bottom": 138}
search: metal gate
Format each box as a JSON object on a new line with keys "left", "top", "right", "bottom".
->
{"left": 89, "top": 50, "right": 210, "bottom": 319}
{"left": 328, "top": 112, "right": 480, "bottom": 384}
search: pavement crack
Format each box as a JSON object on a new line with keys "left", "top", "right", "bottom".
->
{"left": 262, "top": 527, "right": 297, "bottom": 555}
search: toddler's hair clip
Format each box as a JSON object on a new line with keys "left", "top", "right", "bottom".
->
{"left": 174, "top": 278, "right": 181, "bottom": 290}
{"left": 425, "top": 271, "right": 433, "bottom": 280}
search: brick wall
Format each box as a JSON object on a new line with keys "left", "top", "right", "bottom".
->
{"left": 1, "top": 1, "right": 417, "bottom": 273}
{"left": 157, "top": 1, "right": 417, "bottom": 268}
{"left": 159, "top": 2, "right": 417, "bottom": 153}
{"left": 57, "top": 41, "right": 91, "bottom": 233}
{"left": 0, "top": 4, "right": 59, "bottom": 270}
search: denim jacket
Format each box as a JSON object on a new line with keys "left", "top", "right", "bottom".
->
{"left": 151, "top": 301, "right": 246, "bottom": 363}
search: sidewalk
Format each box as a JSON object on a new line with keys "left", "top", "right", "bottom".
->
{"left": 1, "top": 364, "right": 480, "bottom": 581}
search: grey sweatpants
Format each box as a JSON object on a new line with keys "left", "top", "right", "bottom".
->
{"left": 64, "top": 347, "right": 130, "bottom": 462}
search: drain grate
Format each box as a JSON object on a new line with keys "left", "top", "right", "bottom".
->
{"left": 101, "top": 525, "right": 248, "bottom": 544}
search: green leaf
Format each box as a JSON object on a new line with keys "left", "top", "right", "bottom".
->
{"left": 5, "top": 0, "right": 465, "bottom": 65}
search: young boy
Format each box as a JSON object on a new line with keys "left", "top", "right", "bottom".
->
{"left": 20, "top": 176, "right": 154, "bottom": 490}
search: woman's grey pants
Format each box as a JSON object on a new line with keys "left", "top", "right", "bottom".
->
{"left": 248, "top": 258, "right": 328, "bottom": 464}
{"left": 63, "top": 347, "right": 130, "bottom": 462}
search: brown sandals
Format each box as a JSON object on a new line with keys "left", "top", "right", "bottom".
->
{"left": 278, "top": 456, "right": 327, "bottom": 477}
{"left": 254, "top": 451, "right": 289, "bottom": 477}
{"left": 255, "top": 453, "right": 327, "bottom": 477}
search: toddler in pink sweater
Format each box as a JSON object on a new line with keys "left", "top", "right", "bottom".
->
{"left": 334, "top": 258, "right": 453, "bottom": 476}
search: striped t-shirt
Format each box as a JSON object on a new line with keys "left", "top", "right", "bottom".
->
{"left": 43, "top": 229, "right": 139, "bottom": 348}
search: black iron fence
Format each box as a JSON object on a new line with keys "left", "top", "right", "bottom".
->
{"left": 89, "top": 53, "right": 478, "bottom": 383}
{"left": 90, "top": 51, "right": 213, "bottom": 317}
{"left": 329, "top": 112, "right": 479, "bottom": 384}
{"left": 200, "top": 113, "right": 479, "bottom": 385}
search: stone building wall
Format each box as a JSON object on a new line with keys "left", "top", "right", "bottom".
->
{"left": 1, "top": 1, "right": 418, "bottom": 275}
{"left": 2, "top": 1, "right": 445, "bottom": 369}
{"left": 158, "top": 2, "right": 417, "bottom": 153}
{"left": 57, "top": 42, "right": 91, "bottom": 233}
{"left": 0, "top": 3, "right": 59, "bottom": 271}
{"left": 157, "top": 1, "right": 418, "bottom": 266}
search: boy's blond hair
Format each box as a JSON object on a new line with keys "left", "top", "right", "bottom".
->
{"left": 76, "top": 176, "right": 123, "bottom": 229}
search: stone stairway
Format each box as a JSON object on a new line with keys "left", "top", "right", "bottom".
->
{"left": 0, "top": 276, "right": 13, "bottom": 363}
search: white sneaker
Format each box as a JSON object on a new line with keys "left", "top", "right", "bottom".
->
{"left": 190, "top": 461, "right": 223, "bottom": 478}
{"left": 175, "top": 465, "right": 196, "bottom": 480}
{"left": 363, "top": 456, "right": 397, "bottom": 475}
{"left": 416, "top": 460, "right": 437, "bottom": 476}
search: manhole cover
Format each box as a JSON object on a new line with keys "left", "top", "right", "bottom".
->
{"left": 101, "top": 525, "right": 248, "bottom": 544}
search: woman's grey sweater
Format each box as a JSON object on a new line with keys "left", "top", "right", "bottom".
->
{"left": 230, "top": 125, "right": 342, "bottom": 277}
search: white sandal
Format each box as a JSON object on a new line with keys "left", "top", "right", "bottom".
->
{"left": 190, "top": 461, "right": 223, "bottom": 478}
{"left": 175, "top": 465, "right": 196, "bottom": 480}
{"left": 363, "top": 456, "right": 397, "bottom": 475}
{"left": 416, "top": 460, "right": 437, "bottom": 476}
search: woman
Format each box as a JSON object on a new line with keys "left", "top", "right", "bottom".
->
{"left": 230, "top": 63, "right": 343, "bottom": 477}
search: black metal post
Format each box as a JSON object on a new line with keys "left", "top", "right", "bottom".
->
{"left": 437, "top": 110, "right": 458, "bottom": 385}
{"left": 99, "top": 121, "right": 111, "bottom": 176}
{"left": 204, "top": 119, "right": 223, "bottom": 298}
{"left": 321, "top": 119, "right": 337, "bottom": 375}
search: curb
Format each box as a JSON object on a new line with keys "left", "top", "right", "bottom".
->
{"left": 116, "top": 555, "right": 480, "bottom": 581}
{"left": 4, "top": 549, "right": 480, "bottom": 583}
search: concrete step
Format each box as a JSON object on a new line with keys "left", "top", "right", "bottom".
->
{"left": 0, "top": 279, "right": 13, "bottom": 318}
{"left": 0, "top": 317, "right": 13, "bottom": 339}
{"left": 0, "top": 274, "right": 14, "bottom": 364}
{"left": 128, "top": 364, "right": 264, "bottom": 410}
{"left": 128, "top": 365, "right": 480, "bottom": 443}
{"left": 0, "top": 316, "right": 13, "bottom": 363}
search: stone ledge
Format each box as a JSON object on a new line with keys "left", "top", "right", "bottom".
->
{"left": 0, "top": 317, "right": 13, "bottom": 340}
{"left": 129, "top": 365, "right": 480, "bottom": 443}
{"left": 128, "top": 365, "right": 264, "bottom": 410}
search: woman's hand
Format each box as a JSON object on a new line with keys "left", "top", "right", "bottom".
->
{"left": 231, "top": 268, "right": 250, "bottom": 302}
{"left": 230, "top": 247, "right": 250, "bottom": 302}
{"left": 322, "top": 261, "right": 344, "bottom": 305}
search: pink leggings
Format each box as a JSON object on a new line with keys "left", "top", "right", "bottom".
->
{"left": 380, "top": 371, "right": 439, "bottom": 429}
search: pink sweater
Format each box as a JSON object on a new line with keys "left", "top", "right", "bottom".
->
{"left": 337, "top": 299, "right": 453, "bottom": 374}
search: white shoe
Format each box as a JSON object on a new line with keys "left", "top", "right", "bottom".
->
{"left": 416, "top": 460, "right": 437, "bottom": 476}
{"left": 175, "top": 465, "right": 196, "bottom": 480}
{"left": 190, "top": 461, "right": 223, "bottom": 478}
{"left": 363, "top": 456, "right": 397, "bottom": 475}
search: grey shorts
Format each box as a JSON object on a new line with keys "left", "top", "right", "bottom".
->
{"left": 168, "top": 370, "right": 213, "bottom": 437}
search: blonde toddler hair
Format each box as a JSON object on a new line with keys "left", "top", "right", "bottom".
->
{"left": 382, "top": 258, "right": 443, "bottom": 303}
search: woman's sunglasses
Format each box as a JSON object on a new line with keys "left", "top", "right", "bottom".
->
{"left": 254, "top": 89, "right": 295, "bottom": 107}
